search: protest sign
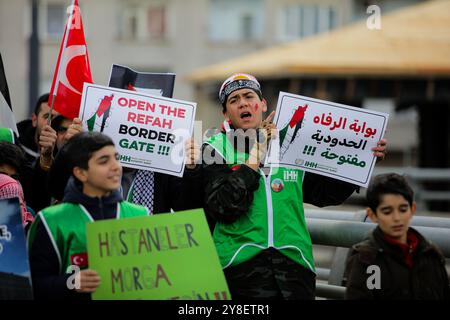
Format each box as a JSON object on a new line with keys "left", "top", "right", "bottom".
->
{"left": 86, "top": 208, "right": 230, "bottom": 300}
{"left": 266, "top": 92, "right": 389, "bottom": 187}
{"left": 0, "top": 198, "right": 33, "bottom": 300}
{"left": 79, "top": 83, "right": 196, "bottom": 177}
{"left": 108, "top": 64, "right": 175, "bottom": 98}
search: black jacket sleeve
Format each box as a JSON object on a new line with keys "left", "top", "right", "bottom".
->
{"left": 171, "top": 165, "right": 204, "bottom": 212}
{"left": 152, "top": 169, "right": 204, "bottom": 214}
{"left": 19, "top": 160, "right": 52, "bottom": 213}
{"left": 29, "top": 221, "right": 88, "bottom": 300}
{"left": 202, "top": 145, "right": 260, "bottom": 224}
{"left": 122, "top": 167, "right": 203, "bottom": 214}
{"left": 302, "top": 172, "right": 359, "bottom": 207}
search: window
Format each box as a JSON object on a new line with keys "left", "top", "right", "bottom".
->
{"left": 41, "top": 2, "right": 66, "bottom": 40}
{"left": 242, "top": 14, "right": 254, "bottom": 40}
{"left": 209, "top": 0, "right": 264, "bottom": 42}
{"left": 119, "top": 3, "right": 167, "bottom": 41}
{"left": 148, "top": 7, "right": 165, "bottom": 39}
{"left": 278, "top": 5, "right": 338, "bottom": 42}
{"left": 39, "top": 1, "right": 88, "bottom": 41}
{"left": 121, "top": 6, "right": 139, "bottom": 40}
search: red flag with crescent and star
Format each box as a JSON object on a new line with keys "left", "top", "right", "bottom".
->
{"left": 70, "top": 252, "right": 88, "bottom": 268}
{"left": 48, "top": 0, "right": 92, "bottom": 119}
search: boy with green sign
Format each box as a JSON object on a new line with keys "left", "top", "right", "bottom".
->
{"left": 28, "top": 132, "right": 149, "bottom": 300}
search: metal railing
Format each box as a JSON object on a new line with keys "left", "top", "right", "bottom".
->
{"left": 349, "top": 167, "right": 450, "bottom": 210}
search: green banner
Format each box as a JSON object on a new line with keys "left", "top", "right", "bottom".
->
{"left": 86, "top": 208, "right": 230, "bottom": 300}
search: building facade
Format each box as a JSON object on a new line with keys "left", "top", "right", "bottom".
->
{"left": 0, "top": 0, "right": 377, "bottom": 121}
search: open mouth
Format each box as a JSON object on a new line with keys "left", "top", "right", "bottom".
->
{"left": 240, "top": 111, "right": 252, "bottom": 119}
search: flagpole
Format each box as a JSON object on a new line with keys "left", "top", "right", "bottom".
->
{"left": 47, "top": 95, "right": 57, "bottom": 126}
{"left": 48, "top": 0, "right": 76, "bottom": 125}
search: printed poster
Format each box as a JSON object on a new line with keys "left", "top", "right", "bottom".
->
{"left": 266, "top": 92, "right": 389, "bottom": 187}
{"left": 79, "top": 83, "right": 197, "bottom": 177}
{"left": 0, "top": 198, "right": 33, "bottom": 300}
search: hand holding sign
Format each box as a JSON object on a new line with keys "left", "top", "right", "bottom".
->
{"left": 185, "top": 138, "right": 200, "bottom": 169}
{"left": 260, "top": 111, "right": 277, "bottom": 143}
{"left": 64, "top": 117, "right": 83, "bottom": 142}
{"left": 372, "top": 138, "right": 388, "bottom": 161}
{"left": 74, "top": 269, "right": 101, "bottom": 294}
{"left": 247, "top": 111, "right": 277, "bottom": 171}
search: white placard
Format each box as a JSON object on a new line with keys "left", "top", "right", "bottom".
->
{"left": 266, "top": 92, "right": 389, "bottom": 187}
{"left": 79, "top": 83, "right": 196, "bottom": 177}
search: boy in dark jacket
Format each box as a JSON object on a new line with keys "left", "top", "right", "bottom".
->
{"left": 345, "top": 173, "right": 450, "bottom": 300}
{"left": 28, "top": 132, "right": 149, "bottom": 300}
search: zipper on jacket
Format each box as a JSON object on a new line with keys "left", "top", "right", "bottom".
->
{"left": 261, "top": 167, "right": 274, "bottom": 247}
{"left": 98, "top": 197, "right": 104, "bottom": 219}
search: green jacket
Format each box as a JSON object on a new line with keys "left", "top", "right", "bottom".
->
{"left": 28, "top": 201, "right": 149, "bottom": 273}
{"left": 206, "top": 132, "right": 315, "bottom": 272}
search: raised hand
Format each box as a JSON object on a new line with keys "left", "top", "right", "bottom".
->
{"left": 39, "top": 124, "right": 57, "bottom": 157}
{"left": 372, "top": 138, "right": 388, "bottom": 161}
{"left": 247, "top": 111, "right": 277, "bottom": 170}
{"left": 185, "top": 138, "right": 200, "bottom": 169}
{"left": 259, "top": 111, "right": 277, "bottom": 143}
{"left": 64, "top": 117, "right": 83, "bottom": 143}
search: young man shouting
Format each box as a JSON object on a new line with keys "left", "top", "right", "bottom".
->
{"left": 203, "top": 73, "right": 388, "bottom": 300}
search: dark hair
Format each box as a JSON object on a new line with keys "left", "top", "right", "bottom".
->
{"left": 0, "top": 141, "right": 26, "bottom": 172}
{"left": 48, "top": 132, "right": 115, "bottom": 200}
{"left": 34, "top": 93, "right": 50, "bottom": 116}
{"left": 366, "top": 173, "right": 414, "bottom": 213}
{"left": 65, "top": 132, "right": 115, "bottom": 169}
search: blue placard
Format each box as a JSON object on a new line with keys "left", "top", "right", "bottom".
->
{"left": 0, "top": 198, "right": 33, "bottom": 299}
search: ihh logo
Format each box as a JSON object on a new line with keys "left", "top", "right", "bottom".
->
{"left": 284, "top": 170, "right": 298, "bottom": 181}
{"left": 366, "top": 5, "right": 382, "bottom": 30}
{"left": 366, "top": 265, "right": 381, "bottom": 290}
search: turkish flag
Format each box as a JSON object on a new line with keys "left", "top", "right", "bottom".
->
{"left": 70, "top": 252, "right": 88, "bottom": 267}
{"left": 48, "top": 0, "right": 92, "bottom": 119}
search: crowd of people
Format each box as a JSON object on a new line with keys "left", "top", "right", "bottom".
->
{"left": 1, "top": 73, "right": 448, "bottom": 300}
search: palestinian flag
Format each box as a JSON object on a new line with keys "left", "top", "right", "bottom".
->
{"left": 108, "top": 64, "right": 175, "bottom": 98}
{"left": 279, "top": 105, "right": 308, "bottom": 158}
{"left": 86, "top": 94, "right": 114, "bottom": 132}
{"left": 127, "top": 83, "right": 163, "bottom": 97}
{"left": 0, "top": 53, "right": 18, "bottom": 135}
